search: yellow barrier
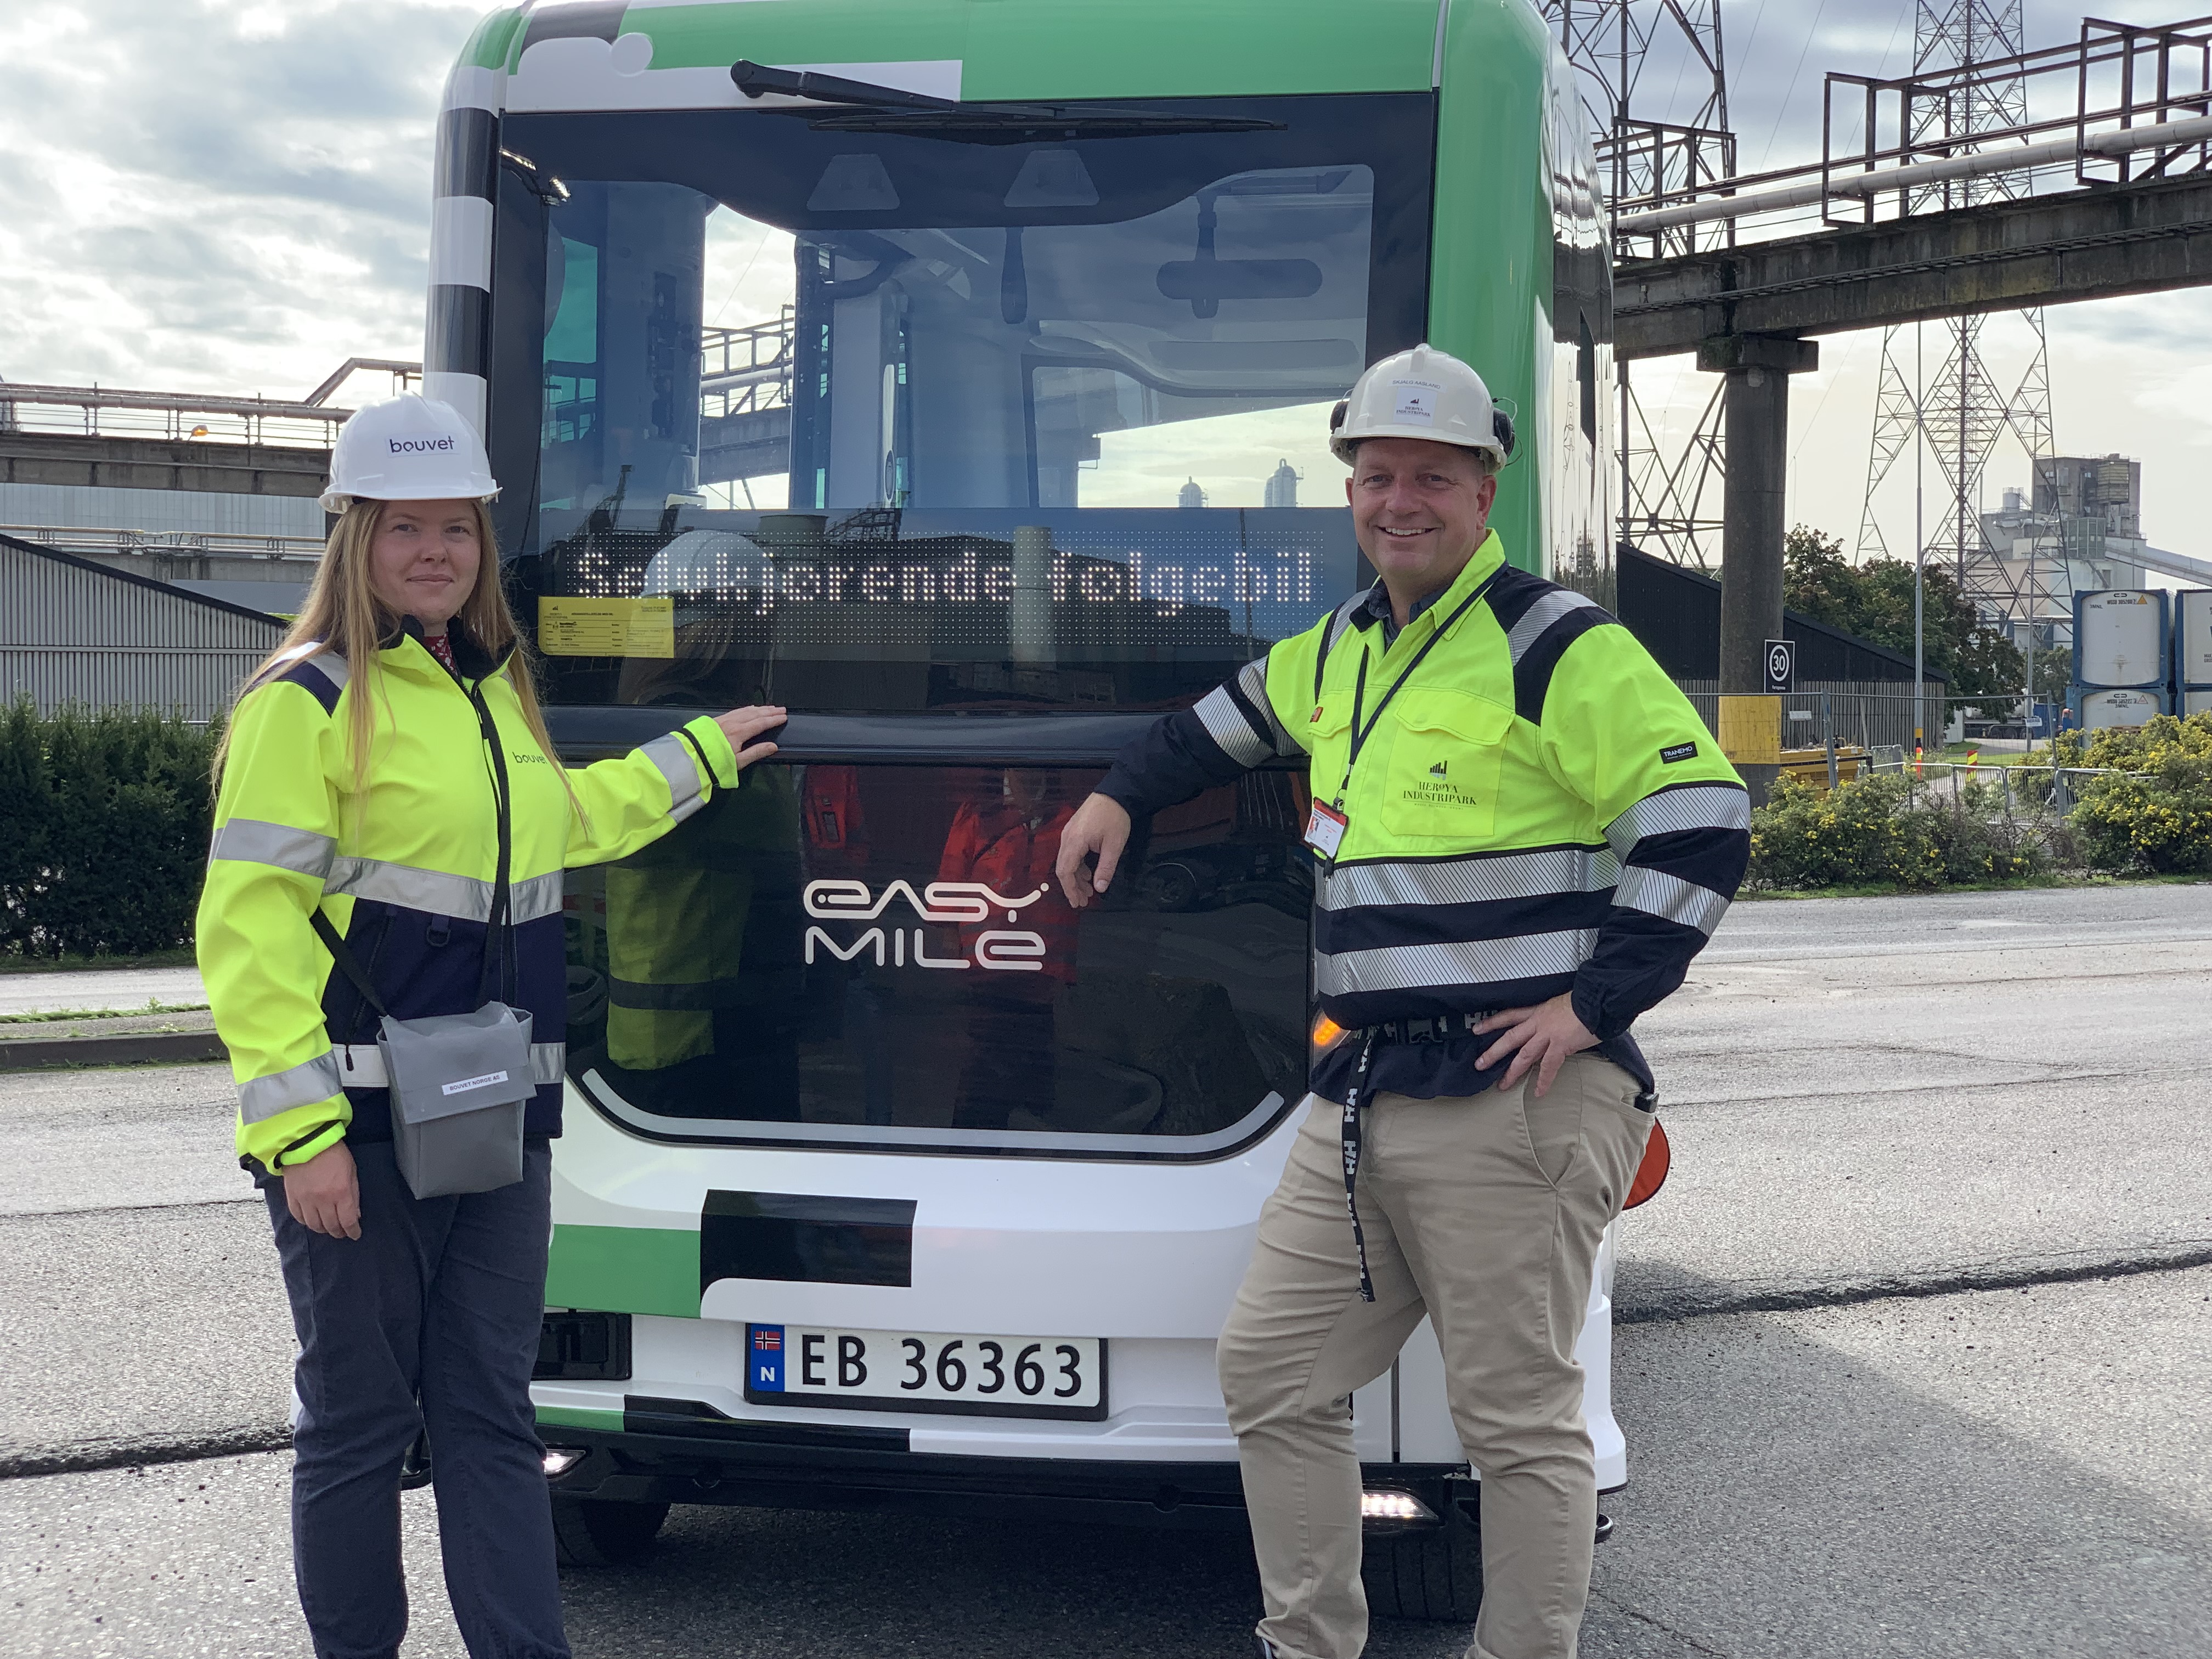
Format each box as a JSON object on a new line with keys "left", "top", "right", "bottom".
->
{"left": 1777, "top": 746, "right": 1868, "bottom": 794}
{"left": 1716, "top": 695, "right": 1782, "bottom": 766}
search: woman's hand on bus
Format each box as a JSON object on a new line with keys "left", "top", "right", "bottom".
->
{"left": 283, "top": 1141, "right": 362, "bottom": 1240}
{"left": 714, "top": 704, "right": 788, "bottom": 771}
{"left": 1055, "top": 793, "right": 1131, "bottom": 909}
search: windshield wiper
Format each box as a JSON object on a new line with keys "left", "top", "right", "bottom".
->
{"left": 730, "top": 60, "right": 1283, "bottom": 143}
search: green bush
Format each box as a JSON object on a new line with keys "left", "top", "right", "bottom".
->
{"left": 1936, "top": 777, "right": 2064, "bottom": 883}
{"left": 1751, "top": 772, "right": 1928, "bottom": 890}
{"left": 2052, "top": 713, "right": 2212, "bottom": 874}
{"left": 1748, "top": 771, "right": 2056, "bottom": 892}
{"left": 0, "top": 700, "right": 219, "bottom": 958}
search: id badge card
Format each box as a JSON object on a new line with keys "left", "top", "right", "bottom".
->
{"left": 1304, "top": 799, "right": 1349, "bottom": 859}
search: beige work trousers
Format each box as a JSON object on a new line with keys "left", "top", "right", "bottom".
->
{"left": 1218, "top": 1052, "right": 1653, "bottom": 1659}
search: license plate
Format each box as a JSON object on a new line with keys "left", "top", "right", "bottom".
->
{"left": 745, "top": 1324, "right": 1107, "bottom": 1421}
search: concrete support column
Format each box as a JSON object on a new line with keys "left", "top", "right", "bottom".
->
{"left": 1697, "top": 332, "right": 1819, "bottom": 802}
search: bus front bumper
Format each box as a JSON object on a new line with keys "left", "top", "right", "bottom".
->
{"left": 539, "top": 1412, "right": 1468, "bottom": 1533}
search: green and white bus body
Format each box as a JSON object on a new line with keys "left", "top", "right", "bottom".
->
{"left": 430, "top": 0, "right": 1618, "bottom": 1602}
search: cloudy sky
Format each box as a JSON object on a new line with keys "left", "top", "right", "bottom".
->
{"left": 0, "top": 0, "right": 483, "bottom": 402}
{"left": 3, "top": 0, "right": 2209, "bottom": 552}
{"left": 1621, "top": 0, "right": 2212, "bottom": 560}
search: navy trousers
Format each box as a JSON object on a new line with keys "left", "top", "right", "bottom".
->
{"left": 264, "top": 1139, "right": 568, "bottom": 1659}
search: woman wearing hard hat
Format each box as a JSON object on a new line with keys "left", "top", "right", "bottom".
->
{"left": 197, "top": 394, "right": 785, "bottom": 1658}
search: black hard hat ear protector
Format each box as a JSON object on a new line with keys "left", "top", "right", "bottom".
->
{"left": 1330, "top": 393, "right": 1513, "bottom": 461}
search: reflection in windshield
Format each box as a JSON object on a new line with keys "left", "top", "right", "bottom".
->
{"left": 562, "top": 765, "right": 1312, "bottom": 1156}
{"left": 544, "top": 163, "right": 1370, "bottom": 516}
{"left": 503, "top": 95, "right": 1434, "bottom": 710}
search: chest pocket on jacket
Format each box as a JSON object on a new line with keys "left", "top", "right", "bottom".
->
{"left": 1377, "top": 691, "right": 1514, "bottom": 843}
{"left": 1305, "top": 695, "right": 1352, "bottom": 793}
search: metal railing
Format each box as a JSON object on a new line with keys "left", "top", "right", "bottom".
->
{"left": 0, "top": 335, "right": 786, "bottom": 458}
{"left": 1611, "top": 13, "right": 2212, "bottom": 247}
{"left": 700, "top": 309, "right": 794, "bottom": 419}
{"left": 1862, "top": 752, "right": 2146, "bottom": 815}
{"left": 1675, "top": 681, "right": 1954, "bottom": 754}
{"left": 4, "top": 524, "right": 328, "bottom": 562}
{"left": 0, "top": 382, "right": 349, "bottom": 449}
{"left": 302, "top": 359, "right": 420, "bottom": 408}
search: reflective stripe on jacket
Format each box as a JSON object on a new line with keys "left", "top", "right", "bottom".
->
{"left": 198, "top": 625, "right": 740, "bottom": 1173}
{"left": 603, "top": 765, "right": 803, "bottom": 1076}
{"left": 1098, "top": 531, "right": 1750, "bottom": 1039}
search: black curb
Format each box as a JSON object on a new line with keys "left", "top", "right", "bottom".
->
{"left": 0, "top": 1032, "right": 227, "bottom": 1071}
{"left": 0, "top": 1424, "right": 290, "bottom": 1482}
{"left": 1616, "top": 1240, "right": 2212, "bottom": 1325}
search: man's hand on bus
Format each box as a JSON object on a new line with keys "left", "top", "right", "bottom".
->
{"left": 283, "top": 1141, "right": 362, "bottom": 1240}
{"left": 1055, "top": 793, "right": 1132, "bottom": 909}
{"left": 714, "top": 704, "right": 788, "bottom": 771}
{"left": 1473, "top": 994, "right": 1599, "bottom": 1098}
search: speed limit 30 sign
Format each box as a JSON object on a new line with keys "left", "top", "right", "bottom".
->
{"left": 1763, "top": 637, "right": 1796, "bottom": 695}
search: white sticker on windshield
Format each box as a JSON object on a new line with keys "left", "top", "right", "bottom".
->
{"left": 1392, "top": 379, "right": 1441, "bottom": 424}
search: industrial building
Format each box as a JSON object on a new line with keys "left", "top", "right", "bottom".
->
{"left": 0, "top": 532, "right": 285, "bottom": 721}
{"left": 1616, "top": 546, "right": 1946, "bottom": 750}
{"left": 1970, "top": 454, "right": 2212, "bottom": 652}
{"left": 0, "top": 363, "right": 414, "bottom": 616}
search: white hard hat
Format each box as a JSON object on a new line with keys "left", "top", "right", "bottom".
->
{"left": 1328, "top": 343, "right": 1511, "bottom": 468}
{"left": 320, "top": 394, "right": 500, "bottom": 512}
{"left": 641, "top": 528, "right": 768, "bottom": 601}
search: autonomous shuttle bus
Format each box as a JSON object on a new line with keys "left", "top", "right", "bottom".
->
{"left": 427, "top": 0, "right": 1623, "bottom": 1615}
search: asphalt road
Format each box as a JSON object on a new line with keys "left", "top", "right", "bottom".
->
{"left": 3, "top": 884, "right": 2208, "bottom": 1657}
{"left": 0, "top": 966, "right": 206, "bottom": 1017}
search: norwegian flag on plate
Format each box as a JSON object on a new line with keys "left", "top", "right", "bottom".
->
{"left": 749, "top": 1324, "right": 785, "bottom": 1391}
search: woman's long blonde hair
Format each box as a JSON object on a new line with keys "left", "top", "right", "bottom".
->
{"left": 215, "top": 499, "right": 567, "bottom": 806}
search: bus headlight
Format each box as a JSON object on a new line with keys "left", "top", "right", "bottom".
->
{"left": 1361, "top": 1489, "right": 1437, "bottom": 1527}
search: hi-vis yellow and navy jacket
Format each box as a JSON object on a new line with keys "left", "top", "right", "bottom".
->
{"left": 199, "top": 622, "right": 740, "bottom": 1175}
{"left": 1098, "top": 531, "right": 1750, "bottom": 1098}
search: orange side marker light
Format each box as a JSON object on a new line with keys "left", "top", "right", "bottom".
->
{"left": 1623, "top": 1118, "right": 1671, "bottom": 1209}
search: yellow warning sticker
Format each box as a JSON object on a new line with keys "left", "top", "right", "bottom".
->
{"left": 537, "top": 597, "right": 675, "bottom": 659}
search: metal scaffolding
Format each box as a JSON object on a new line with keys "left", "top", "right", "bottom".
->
{"left": 1546, "top": 0, "right": 1736, "bottom": 571}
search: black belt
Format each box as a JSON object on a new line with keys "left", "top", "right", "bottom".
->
{"left": 1363, "top": 1011, "right": 1492, "bottom": 1045}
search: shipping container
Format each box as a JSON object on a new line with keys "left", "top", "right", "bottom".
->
{"left": 2070, "top": 686, "right": 2166, "bottom": 731}
{"left": 2073, "top": 588, "right": 2168, "bottom": 689}
{"left": 2171, "top": 589, "right": 2212, "bottom": 693}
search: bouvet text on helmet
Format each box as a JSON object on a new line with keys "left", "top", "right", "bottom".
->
{"left": 319, "top": 394, "right": 501, "bottom": 513}
{"left": 1328, "top": 344, "right": 1514, "bottom": 469}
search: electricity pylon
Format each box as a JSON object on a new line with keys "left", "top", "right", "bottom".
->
{"left": 1857, "top": 0, "right": 2057, "bottom": 627}
{"left": 1547, "top": 0, "right": 1735, "bottom": 571}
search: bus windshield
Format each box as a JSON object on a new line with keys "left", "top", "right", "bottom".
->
{"left": 497, "top": 94, "right": 1435, "bottom": 712}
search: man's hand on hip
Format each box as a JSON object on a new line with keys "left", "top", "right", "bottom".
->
{"left": 1474, "top": 994, "right": 1598, "bottom": 1098}
{"left": 1054, "top": 793, "right": 1132, "bottom": 909}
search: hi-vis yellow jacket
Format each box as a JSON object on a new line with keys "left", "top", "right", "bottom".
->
{"left": 198, "top": 622, "right": 739, "bottom": 1174}
{"left": 1099, "top": 531, "right": 1750, "bottom": 1079}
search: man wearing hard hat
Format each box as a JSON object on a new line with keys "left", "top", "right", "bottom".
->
{"left": 1056, "top": 346, "right": 1750, "bottom": 1659}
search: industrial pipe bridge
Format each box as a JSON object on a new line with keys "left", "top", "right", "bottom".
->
{"left": 1601, "top": 13, "right": 2212, "bottom": 726}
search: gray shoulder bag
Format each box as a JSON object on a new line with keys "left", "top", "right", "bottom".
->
{"left": 310, "top": 678, "right": 534, "bottom": 1199}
